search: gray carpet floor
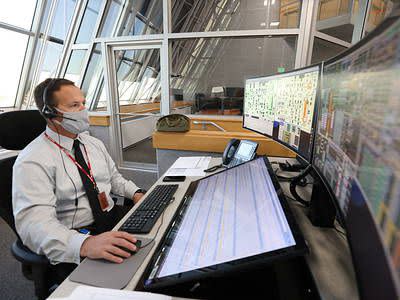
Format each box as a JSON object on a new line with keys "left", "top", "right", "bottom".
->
{"left": 0, "top": 218, "right": 35, "bottom": 299}
{"left": 122, "top": 138, "right": 157, "bottom": 164}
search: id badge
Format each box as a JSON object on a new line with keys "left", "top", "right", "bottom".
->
{"left": 97, "top": 191, "right": 110, "bottom": 211}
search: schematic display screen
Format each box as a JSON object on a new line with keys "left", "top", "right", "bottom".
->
{"left": 243, "top": 66, "right": 320, "bottom": 161}
{"left": 147, "top": 158, "right": 296, "bottom": 280}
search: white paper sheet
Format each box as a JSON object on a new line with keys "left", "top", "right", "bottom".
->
{"left": 49, "top": 285, "right": 171, "bottom": 300}
{"left": 165, "top": 156, "right": 211, "bottom": 177}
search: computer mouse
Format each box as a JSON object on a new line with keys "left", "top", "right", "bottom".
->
{"left": 118, "top": 239, "right": 141, "bottom": 256}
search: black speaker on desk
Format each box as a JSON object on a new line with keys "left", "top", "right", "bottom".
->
{"left": 308, "top": 173, "right": 336, "bottom": 228}
{"left": 289, "top": 165, "right": 336, "bottom": 228}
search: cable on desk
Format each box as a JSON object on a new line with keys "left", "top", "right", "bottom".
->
{"left": 274, "top": 167, "right": 311, "bottom": 186}
{"left": 139, "top": 197, "right": 176, "bottom": 249}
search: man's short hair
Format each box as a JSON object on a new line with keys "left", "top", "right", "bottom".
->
{"left": 33, "top": 78, "right": 75, "bottom": 112}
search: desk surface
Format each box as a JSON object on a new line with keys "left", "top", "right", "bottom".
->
{"left": 49, "top": 157, "right": 358, "bottom": 300}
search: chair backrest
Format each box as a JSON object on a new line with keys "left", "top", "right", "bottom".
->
{"left": 0, "top": 110, "right": 46, "bottom": 233}
{"left": 0, "top": 110, "right": 47, "bottom": 150}
{"left": 0, "top": 156, "right": 18, "bottom": 232}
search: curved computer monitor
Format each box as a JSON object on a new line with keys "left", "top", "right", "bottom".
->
{"left": 313, "top": 12, "right": 400, "bottom": 300}
{"left": 243, "top": 64, "right": 321, "bottom": 163}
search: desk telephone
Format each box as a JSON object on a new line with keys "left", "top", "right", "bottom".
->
{"left": 205, "top": 138, "right": 258, "bottom": 172}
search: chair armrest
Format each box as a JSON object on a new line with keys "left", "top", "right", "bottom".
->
{"left": 11, "top": 239, "right": 49, "bottom": 265}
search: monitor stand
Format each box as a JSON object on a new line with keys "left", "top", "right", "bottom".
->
{"left": 278, "top": 155, "right": 308, "bottom": 172}
{"left": 289, "top": 165, "right": 336, "bottom": 228}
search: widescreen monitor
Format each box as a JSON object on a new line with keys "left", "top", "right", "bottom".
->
{"left": 144, "top": 157, "right": 307, "bottom": 289}
{"left": 243, "top": 65, "right": 320, "bottom": 162}
{"left": 313, "top": 13, "right": 400, "bottom": 299}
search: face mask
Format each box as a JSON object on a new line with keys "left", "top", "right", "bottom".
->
{"left": 54, "top": 108, "right": 90, "bottom": 134}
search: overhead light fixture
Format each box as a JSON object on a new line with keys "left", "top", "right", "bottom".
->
{"left": 270, "top": 21, "right": 280, "bottom": 26}
{"left": 260, "top": 22, "right": 266, "bottom": 27}
{"left": 272, "top": 0, "right": 276, "bottom": 5}
{"left": 264, "top": 0, "right": 268, "bottom": 6}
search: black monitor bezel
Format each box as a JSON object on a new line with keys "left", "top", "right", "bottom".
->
{"left": 143, "top": 157, "right": 308, "bottom": 291}
{"left": 242, "top": 63, "right": 323, "bottom": 164}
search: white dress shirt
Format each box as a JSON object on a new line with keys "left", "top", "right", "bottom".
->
{"left": 12, "top": 127, "right": 140, "bottom": 265}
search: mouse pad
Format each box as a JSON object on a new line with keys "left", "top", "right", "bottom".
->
{"left": 69, "top": 237, "right": 155, "bottom": 289}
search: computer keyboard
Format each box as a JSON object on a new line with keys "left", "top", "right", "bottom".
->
{"left": 119, "top": 184, "right": 179, "bottom": 234}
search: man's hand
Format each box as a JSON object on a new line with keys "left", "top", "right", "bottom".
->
{"left": 80, "top": 231, "right": 138, "bottom": 263}
{"left": 133, "top": 192, "right": 145, "bottom": 204}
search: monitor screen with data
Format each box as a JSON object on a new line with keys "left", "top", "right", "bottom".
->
{"left": 243, "top": 66, "right": 320, "bottom": 162}
{"left": 312, "top": 14, "right": 400, "bottom": 299}
{"left": 144, "top": 157, "right": 307, "bottom": 288}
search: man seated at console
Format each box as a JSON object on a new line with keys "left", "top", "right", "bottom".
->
{"left": 12, "top": 78, "right": 145, "bottom": 282}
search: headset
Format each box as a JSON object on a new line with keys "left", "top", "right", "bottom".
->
{"left": 41, "top": 78, "right": 76, "bottom": 121}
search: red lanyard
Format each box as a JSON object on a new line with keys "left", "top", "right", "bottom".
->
{"left": 45, "top": 133, "right": 98, "bottom": 192}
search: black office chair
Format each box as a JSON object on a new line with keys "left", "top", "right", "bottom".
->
{"left": 0, "top": 110, "right": 51, "bottom": 300}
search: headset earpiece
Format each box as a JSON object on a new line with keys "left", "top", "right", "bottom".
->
{"left": 42, "top": 104, "right": 58, "bottom": 119}
{"left": 42, "top": 79, "right": 58, "bottom": 119}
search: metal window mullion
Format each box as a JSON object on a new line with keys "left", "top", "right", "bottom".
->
{"left": 103, "top": 42, "right": 123, "bottom": 165}
{"left": 171, "top": 0, "right": 186, "bottom": 30}
{"left": 114, "top": 0, "right": 132, "bottom": 37}
{"left": 306, "top": 0, "right": 323, "bottom": 65}
{"left": 26, "top": 0, "right": 59, "bottom": 109}
{"left": 352, "top": 0, "right": 371, "bottom": 43}
{"left": 109, "top": 0, "right": 128, "bottom": 37}
{"left": 167, "top": 28, "right": 299, "bottom": 39}
{"left": 70, "top": 43, "right": 90, "bottom": 49}
{"left": 294, "top": 0, "right": 308, "bottom": 68}
{"left": 129, "top": 49, "right": 155, "bottom": 102}
{"left": 89, "top": 0, "right": 129, "bottom": 111}
{"left": 142, "top": 0, "right": 161, "bottom": 34}
{"left": 314, "top": 31, "right": 352, "bottom": 48}
{"left": 15, "top": 0, "right": 47, "bottom": 109}
{"left": 0, "top": 22, "right": 35, "bottom": 36}
{"left": 160, "top": 0, "right": 171, "bottom": 115}
{"left": 77, "top": 0, "right": 108, "bottom": 87}
{"left": 57, "top": 0, "right": 89, "bottom": 78}
{"left": 178, "top": 0, "right": 203, "bottom": 34}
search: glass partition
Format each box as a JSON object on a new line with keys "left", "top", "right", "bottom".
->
{"left": 311, "top": 37, "right": 347, "bottom": 64}
{"left": 172, "top": 0, "right": 302, "bottom": 32}
{"left": 171, "top": 36, "right": 297, "bottom": 116}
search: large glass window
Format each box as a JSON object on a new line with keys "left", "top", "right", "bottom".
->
{"left": 0, "top": 28, "right": 29, "bottom": 107}
{"left": 0, "top": 1, "right": 37, "bottom": 29}
{"left": 22, "top": 0, "right": 78, "bottom": 109}
{"left": 65, "top": 49, "right": 87, "bottom": 82}
{"left": 172, "top": 0, "right": 302, "bottom": 33}
{"left": 116, "top": 48, "right": 161, "bottom": 106}
{"left": 171, "top": 36, "right": 297, "bottom": 116}
{"left": 81, "top": 44, "right": 105, "bottom": 110}
{"left": 49, "top": 0, "right": 77, "bottom": 41}
{"left": 99, "top": 0, "right": 122, "bottom": 37}
{"left": 316, "top": 0, "right": 356, "bottom": 43}
{"left": 75, "top": 0, "right": 103, "bottom": 43}
{"left": 115, "top": 0, "right": 163, "bottom": 37}
{"left": 311, "top": 37, "right": 347, "bottom": 64}
{"left": 364, "top": 0, "right": 395, "bottom": 34}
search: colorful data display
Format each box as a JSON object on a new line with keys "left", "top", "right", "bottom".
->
{"left": 313, "top": 18, "right": 400, "bottom": 283}
{"left": 243, "top": 67, "right": 319, "bottom": 161}
{"left": 156, "top": 158, "right": 296, "bottom": 278}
